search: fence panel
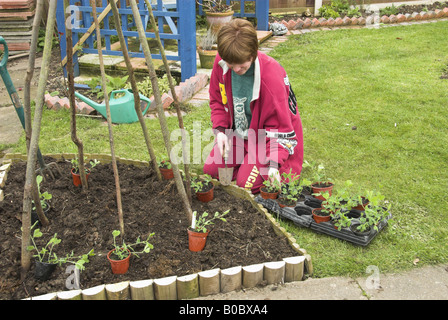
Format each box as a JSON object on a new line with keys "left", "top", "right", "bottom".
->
{"left": 56, "top": 0, "right": 197, "bottom": 81}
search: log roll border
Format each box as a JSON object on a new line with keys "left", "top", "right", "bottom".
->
{"left": 1, "top": 153, "right": 312, "bottom": 300}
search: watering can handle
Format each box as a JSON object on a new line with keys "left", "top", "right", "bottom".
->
{"left": 110, "top": 89, "right": 129, "bottom": 99}
{"left": 0, "top": 36, "right": 9, "bottom": 69}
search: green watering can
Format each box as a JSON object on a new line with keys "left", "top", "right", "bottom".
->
{"left": 75, "top": 89, "right": 151, "bottom": 124}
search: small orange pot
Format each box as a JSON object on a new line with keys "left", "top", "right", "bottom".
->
{"left": 312, "top": 208, "right": 331, "bottom": 224}
{"left": 260, "top": 187, "right": 279, "bottom": 200}
{"left": 353, "top": 197, "right": 369, "bottom": 211}
{"left": 196, "top": 185, "right": 214, "bottom": 203}
{"left": 312, "top": 182, "right": 334, "bottom": 200}
{"left": 188, "top": 229, "right": 209, "bottom": 252}
{"left": 159, "top": 167, "right": 174, "bottom": 180}
{"left": 107, "top": 248, "right": 131, "bottom": 274}
{"left": 71, "top": 168, "right": 90, "bottom": 187}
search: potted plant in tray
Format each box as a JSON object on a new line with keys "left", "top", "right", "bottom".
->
{"left": 188, "top": 209, "right": 229, "bottom": 252}
{"left": 27, "top": 223, "right": 95, "bottom": 281}
{"left": 277, "top": 171, "right": 310, "bottom": 208}
{"left": 197, "top": 0, "right": 234, "bottom": 35}
{"left": 190, "top": 174, "right": 215, "bottom": 202}
{"left": 350, "top": 190, "right": 391, "bottom": 236}
{"left": 312, "top": 191, "right": 338, "bottom": 224}
{"left": 303, "top": 160, "right": 334, "bottom": 201}
{"left": 260, "top": 175, "right": 281, "bottom": 200}
{"left": 70, "top": 156, "right": 100, "bottom": 187}
{"left": 197, "top": 28, "right": 218, "bottom": 69}
{"left": 107, "top": 230, "right": 155, "bottom": 274}
{"left": 158, "top": 155, "right": 173, "bottom": 180}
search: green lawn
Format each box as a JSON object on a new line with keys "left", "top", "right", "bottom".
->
{"left": 9, "top": 20, "right": 448, "bottom": 278}
{"left": 268, "top": 21, "right": 448, "bottom": 277}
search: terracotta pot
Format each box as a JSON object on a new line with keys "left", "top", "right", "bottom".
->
{"left": 159, "top": 167, "right": 174, "bottom": 180}
{"left": 107, "top": 248, "right": 131, "bottom": 274}
{"left": 312, "top": 182, "right": 334, "bottom": 200}
{"left": 260, "top": 187, "right": 279, "bottom": 200}
{"left": 198, "top": 48, "right": 218, "bottom": 69}
{"left": 277, "top": 198, "right": 296, "bottom": 208}
{"left": 196, "top": 184, "right": 214, "bottom": 203}
{"left": 205, "top": 10, "right": 234, "bottom": 35}
{"left": 71, "top": 168, "right": 90, "bottom": 187}
{"left": 188, "top": 229, "right": 209, "bottom": 252}
{"left": 312, "top": 208, "right": 331, "bottom": 223}
{"left": 353, "top": 197, "right": 369, "bottom": 211}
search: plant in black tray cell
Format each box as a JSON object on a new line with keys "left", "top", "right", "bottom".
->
{"left": 260, "top": 175, "right": 281, "bottom": 199}
{"left": 352, "top": 190, "right": 391, "bottom": 234}
{"left": 303, "top": 160, "right": 334, "bottom": 200}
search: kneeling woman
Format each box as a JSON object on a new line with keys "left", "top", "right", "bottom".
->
{"left": 203, "top": 19, "right": 304, "bottom": 193}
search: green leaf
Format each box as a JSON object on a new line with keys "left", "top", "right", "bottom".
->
{"left": 33, "top": 229, "right": 43, "bottom": 238}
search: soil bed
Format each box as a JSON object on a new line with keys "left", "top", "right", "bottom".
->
{"left": 0, "top": 158, "right": 298, "bottom": 300}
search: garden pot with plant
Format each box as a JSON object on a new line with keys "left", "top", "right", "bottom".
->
{"left": 312, "top": 208, "right": 331, "bottom": 224}
{"left": 352, "top": 195, "right": 369, "bottom": 211}
{"left": 277, "top": 171, "right": 309, "bottom": 207}
{"left": 260, "top": 176, "right": 281, "bottom": 200}
{"left": 188, "top": 209, "right": 229, "bottom": 252}
{"left": 349, "top": 190, "right": 391, "bottom": 236}
{"left": 197, "top": 28, "right": 218, "bottom": 69}
{"left": 312, "top": 191, "right": 341, "bottom": 224}
{"left": 198, "top": 0, "right": 234, "bottom": 35}
{"left": 27, "top": 223, "right": 95, "bottom": 281}
{"left": 70, "top": 157, "right": 100, "bottom": 187}
{"left": 191, "top": 174, "right": 214, "bottom": 202}
{"left": 158, "top": 155, "right": 173, "bottom": 180}
{"left": 303, "top": 160, "right": 334, "bottom": 200}
{"left": 107, "top": 230, "right": 154, "bottom": 274}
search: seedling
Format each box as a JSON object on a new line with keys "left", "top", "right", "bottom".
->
{"left": 71, "top": 156, "right": 100, "bottom": 174}
{"left": 190, "top": 210, "right": 230, "bottom": 233}
{"left": 190, "top": 174, "right": 213, "bottom": 193}
{"left": 32, "top": 175, "right": 52, "bottom": 211}
{"left": 27, "top": 223, "right": 95, "bottom": 270}
{"left": 110, "top": 230, "right": 154, "bottom": 260}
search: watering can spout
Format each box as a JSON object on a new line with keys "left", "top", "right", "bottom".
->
{"left": 74, "top": 91, "right": 103, "bottom": 110}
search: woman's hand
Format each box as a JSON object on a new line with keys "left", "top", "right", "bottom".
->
{"left": 216, "top": 132, "right": 230, "bottom": 159}
{"left": 268, "top": 167, "right": 280, "bottom": 184}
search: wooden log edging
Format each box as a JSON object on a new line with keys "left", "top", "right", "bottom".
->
{"left": 1, "top": 153, "right": 312, "bottom": 300}
{"left": 272, "top": 7, "right": 448, "bottom": 31}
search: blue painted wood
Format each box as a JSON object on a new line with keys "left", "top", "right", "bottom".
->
{"left": 177, "top": 0, "right": 197, "bottom": 81}
{"left": 56, "top": 0, "right": 197, "bottom": 82}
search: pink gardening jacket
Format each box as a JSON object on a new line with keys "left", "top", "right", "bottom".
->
{"left": 209, "top": 51, "right": 304, "bottom": 178}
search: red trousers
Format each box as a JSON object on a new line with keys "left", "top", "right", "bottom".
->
{"left": 203, "top": 135, "right": 271, "bottom": 194}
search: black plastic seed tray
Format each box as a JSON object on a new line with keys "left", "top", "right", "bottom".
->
{"left": 255, "top": 196, "right": 392, "bottom": 246}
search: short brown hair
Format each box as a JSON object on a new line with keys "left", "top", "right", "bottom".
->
{"left": 217, "top": 18, "right": 259, "bottom": 64}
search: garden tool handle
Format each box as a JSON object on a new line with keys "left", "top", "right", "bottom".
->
{"left": 0, "top": 36, "right": 9, "bottom": 69}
